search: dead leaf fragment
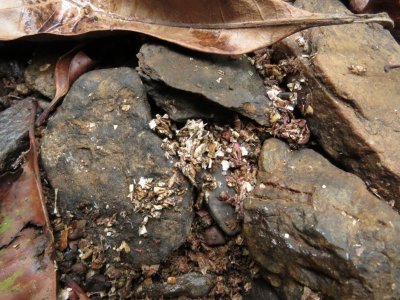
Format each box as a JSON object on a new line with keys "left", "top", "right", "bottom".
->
{"left": 36, "top": 49, "right": 95, "bottom": 125}
{"left": 0, "top": 0, "right": 392, "bottom": 55}
{"left": 59, "top": 225, "right": 69, "bottom": 251}
{"left": 348, "top": 64, "right": 367, "bottom": 75}
{"left": 116, "top": 240, "right": 131, "bottom": 253}
{"left": 0, "top": 101, "right": 56, "bottom": 300}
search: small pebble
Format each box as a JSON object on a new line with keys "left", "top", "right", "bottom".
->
{"left": 71, "top": 262, "right": 88, "bottom": 275}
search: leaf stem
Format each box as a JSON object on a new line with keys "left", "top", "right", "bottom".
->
{"left": 134, "top": 12, "right": 394, "bottom": 29}
{"left": 384, "top": 64, "right": 400, "bottom": 72}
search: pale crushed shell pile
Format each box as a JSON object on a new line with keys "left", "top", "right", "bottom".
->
{"left": 127, "top": 170, "right": 186, "bottom": 236}
{"left": 251, "top": 49, "right": 311, "bottom": 146}
{"left": 149, "top": 114, "right": 264, "bottom": 216}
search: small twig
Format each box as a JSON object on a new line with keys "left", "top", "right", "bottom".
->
{"left": 29, "top": 100, "right": 53, "bottom": 236}
{"left": 65, "top": 276, "right": 90, "bottom": 300}
{"left": 53, "top": 187, "right": 60, "bottom": 217}
{"left": 384, "top": 64, "right": 400, "bottom": 72}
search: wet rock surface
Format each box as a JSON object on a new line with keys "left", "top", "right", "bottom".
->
{"left": 139, "top": 272, "right": 215, "bottom": 298}
{"left": 277, "top": 0, "right": 400, "bottom": 207}
{"left": 244, "top": 138, "right": 400, "bottom": 300}
{"left": 0, "top": 99, "right": 31, "bottom": 173}
{"left": 41, "top": 67, "right": 194, "bottom": 267}
{"left": 138, "top": 43, "right": 271, "bottom": 124}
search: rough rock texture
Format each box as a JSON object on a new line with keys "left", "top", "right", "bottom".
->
{"left": 24, "top": 49, "right": 58, "bottom": 99}
{"left": 244, "top": 139, "right": 400, "bottom": 300}
{"left": 243, "top": 279, "right": 279, "bottom": 300}
{"left": 139, "top": 272, "right": 215, "bottom": 298}
{"left": 41, "top": 68, "right": 193, "bottom": 267}
{"left": 138, "top": 43, "right": 271, "bottom": 124}
{"left": 277, "top": 0, "right": 400, "bottom": 208}
{"left": 204, "top": 226, "right": 226, "bottom": 246}
{"left": 206, "top": 170, "right": 241, "bottom": 236}
{"left": 0, "top": 100, "right": 31, "bottom": 173}
{"left": 0, "top": 58, "right": 26, "bottom": 97}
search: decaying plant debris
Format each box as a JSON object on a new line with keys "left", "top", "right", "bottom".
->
{"left": 0, "top": 102, "right": 56, "bottom": 300}
{"left": 251, "top": 48, "right": 311, "bottom": 146}
{"left": 150, "top": 114, "right": 264, "bottom": 217}
{"left": 129, "top": 171, "right": 186, "bottom": 237}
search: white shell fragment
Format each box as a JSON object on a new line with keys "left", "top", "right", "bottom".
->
{"left": 138, "top": 225, "right": 148, "bottom": 236}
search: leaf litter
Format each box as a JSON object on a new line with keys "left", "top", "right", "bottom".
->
{"left": 150, "top": 114, "right": 264, "bottom": 217}
{"left": 36, "top": 47, "right": 96, "bottom": 126}
{"left": 251, "top": 48, "right": 311, "bottom": 146}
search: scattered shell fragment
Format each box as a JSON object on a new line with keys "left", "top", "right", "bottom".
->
{"left": 121, "top": 104, "right": 131, "bottom": 111}
{"left": 251, "top": 51, "right": 310, "bottom": 146}
{"left": 150, "top": 114, "right": 263, "bottom": 217}
{"left": 116, "top": 241, "right": 131, "bottom": 253}
{"left": 348, "top": 65, "right": 367, "bottom": 76}
{"left": 138, "top": 225, "right": 148, "bottom": 236}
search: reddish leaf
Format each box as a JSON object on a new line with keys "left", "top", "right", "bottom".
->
{"left": 0, "top": 102, "right": 56, "bottom": 300}
{"left": 65, "top": 276, "right": 90, "bottom": 300}
{"left": 0, "top": 0, "right": 393, "bottom": 55}
{"left": 36, "top": 49, "right": 95, "bottom": 125}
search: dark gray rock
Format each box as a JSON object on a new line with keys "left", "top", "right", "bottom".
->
{"left": 243, "top": 279, "right": 279, "bottom": 300}
{"left": 0, "top": 100, "right": 31, "bottom": 173}
{"left": 139, "top": 272, "right": 214, "bottom": 298}
{"left": 138, "top": 43, "right": 271, "bottom": 124}
{"left": 244, "top": 138, "right": 400, "bottom": 300}
{"left": 206, "top": 170, "right": 241, "bottom": 236}
{"left": 24, "top": 50, "right": 58, "bottom": 99}
{"left": 277, "top": 0, "right": 400, "bottom": 208}
{"left": 204, "top": 225, "right": 226, "bottom": 246}
{"left": 0, "top": 59, "right": 25, "bottom": 79}
{"left": 41, "top": 68, "right": 194, "bottom": 267}
{"left": 0, "top": 59, "right": 27, "bottom": 98}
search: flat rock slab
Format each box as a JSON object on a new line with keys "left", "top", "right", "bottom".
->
{"left": 244, "top": 139, "right": 400, "bottom": 300}
{"left": 277, "top": 0, "right": 400, "bottom": 207}
{"left": 138, "top": 43, "right": 271, "bottom": 125}
{"left": 0, "top": 100, "right": 31, "bottom": 173}
{"left": 41, "top": 68, "right": 193, "bottom": 267}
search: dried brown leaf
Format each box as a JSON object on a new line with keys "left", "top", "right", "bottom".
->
{"left": 0, "top": 101, "right": 56, "bottom": 300}
{"left": 59, "top": 225, "right": 69, "bottom": 251}
{"left": 0, "top": 0, "right": 392, "bottom": 55}
{"left": 36, "top": 48, "right": 95, "bottom": 125}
